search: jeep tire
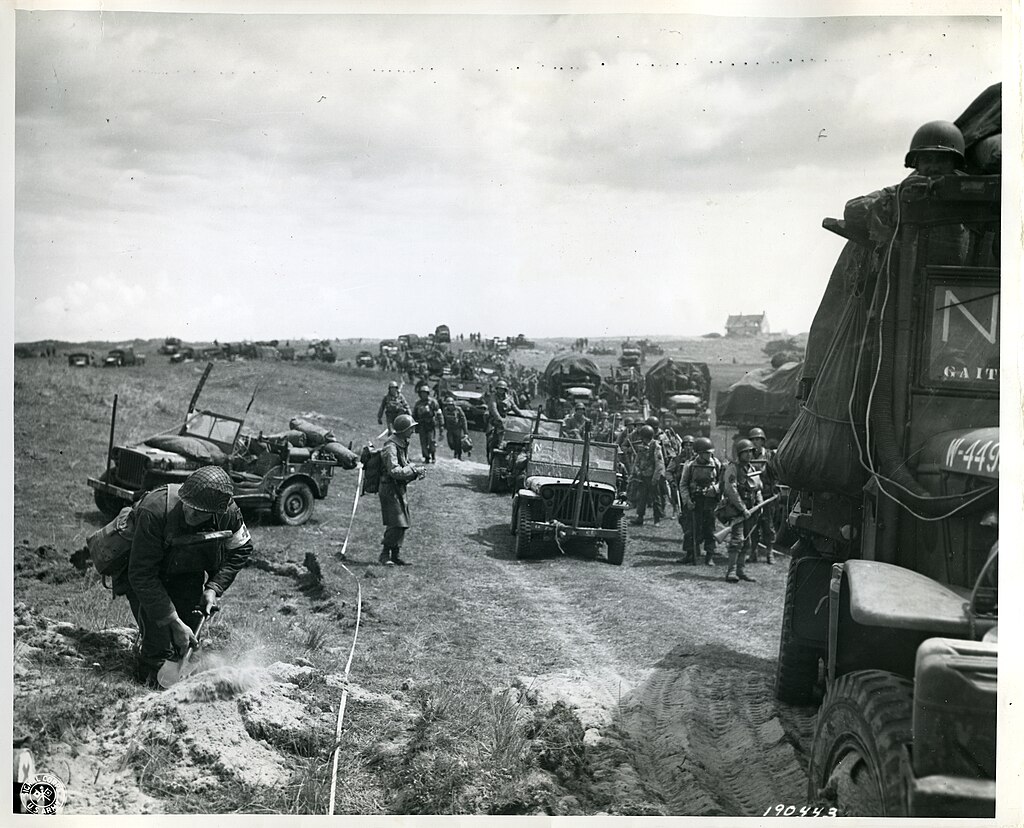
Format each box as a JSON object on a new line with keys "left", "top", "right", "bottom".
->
{"left": 273, "top": 481, "right": 315, "bottom": 526}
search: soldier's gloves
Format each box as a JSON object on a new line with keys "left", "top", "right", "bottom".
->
{"left": 170, "top": 617, "right": 199, "bottom": 654}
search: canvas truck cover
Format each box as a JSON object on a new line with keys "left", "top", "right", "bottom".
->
{"left": 645, "top": 357, "right": 711, "bottom": 406}
{"left": 715, "top": 361, "right": 802, "bottom": 428}
{"left": 542, "top": 354, "right": 602, "bottom": 394}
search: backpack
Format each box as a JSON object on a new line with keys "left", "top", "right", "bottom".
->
{"left": 85, "top": 486, "right": 173, "bottom": 577}
{"left": 360, "top": 445, "right": 382, "bottom": 495}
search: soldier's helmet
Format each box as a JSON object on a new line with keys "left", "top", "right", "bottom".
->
{"left": 495, "top": 380, "right": 509, "bottom": 391}
{"left": 623, "top": 417, "right": 634, "bottom": 426}
{"left": 387, "top": 380, "right": 399, "bottom": 390}
{"left": 179, "top": 466, "right": 233, "bottom": 514}
{"left": 574, "top": 402, "right": 586, "bottom": 411}
{"left": 443, "top": 395, "right": 455, "bottom": 404}
{"left": 681, "top": 434, "right": 695, "bottom": 444}
{"left": 694, "top": 436, "right": 714, "bottom": 453}
{"left": 392, "top": 413, "right": 417, "bottom": 434}
{"left": 639, "top": 425, "right": 655, "bottom": 440}
{"left": 905, "top": 120, "right": 965, "bottom": 169}
{"left": 734, "top": 438, "right": 755, "bottom": 458}
{"left": 417, "top": 385, "right": 430, "bottom": 395}
{"left": 645, "top": 416, "right": 660, "bottom": 429}
{"left": 748, "top": 427, "right": 767, "bottom": 440}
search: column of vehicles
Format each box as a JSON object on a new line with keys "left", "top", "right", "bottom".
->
{"left": 87, "top": 363, "right": 358, "bottom": 527}
{"left": 769, "top": 86, "right": 1000, "bottom": 818}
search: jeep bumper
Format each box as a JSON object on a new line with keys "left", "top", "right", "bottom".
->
{"left": 87, "top": 477, "right": 135, "bottom": 503}
{"left": 524, "top": 520, "right": 619, "bottom": 541}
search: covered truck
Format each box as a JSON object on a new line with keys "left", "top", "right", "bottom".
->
{"left": 770, "top": 85, "right": 1000, "bottom": 818}
{"left": 645, "top": 357, "right": 711, "bottom": 436}
{"left": 541, "top": 354, "right": 602, "bottom": 419}
{"left": 714, "top": 360, "right": 802, "bottom": 441}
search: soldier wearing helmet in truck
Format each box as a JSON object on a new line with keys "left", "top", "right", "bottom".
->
{"left": 844, "top": 120, "right": 966, "bottom": 246}
{"left": 118, "top": 466, "right": 253, "bottom": 688}
{"left": 485, "top": 380, "right": 523, "bottom": 462}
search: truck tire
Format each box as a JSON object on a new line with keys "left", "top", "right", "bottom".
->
{"left": 93, "top": 470, "right": 125, "bottom": 518}
{"left": 273, "top": 481, "right": 315, "bottom": 526}
{"left": 487, "top": 459, "right": 502, "bottom": 493}
{"left": 775, "top": 554, "right": 825, "bottom": 705}
{"left": 605, "top": 512, "right": 626, "bottom": 565}
{"left": 807, "top": 670, "right": 913, "bottom": 817}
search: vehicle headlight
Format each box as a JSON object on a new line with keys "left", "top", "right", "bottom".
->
{"left": 541, "top": 488, "right": 554, "bottom": 500}
{"left": 598, "top": 493, "right": 613, "bottom": 508}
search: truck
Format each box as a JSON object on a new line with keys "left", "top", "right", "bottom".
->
{"left": 714, "top": 359, "right": 802, "bottom": 442}
{"left": 434, "top": 324, "right": 452, "bottom": 345}
{"left": 510, "top": 425, "right": 627, "bottom": 564}
{"left": 771, "top": 88, "right": 1000, "bottom": 818}
{"left": 541, "top": 354, "right": 602, "bottom": 419}
{"left": 159, "top": 337, "right": 182, "bottom": 355}
{"left": 87, "top": 364, "right": 348, "bottom": 526}
{"left": 618, "top": 341, "right": 643, "bottom": 369}
{"left": 487, "top": 413, "right": 563, "bottom": 493}
{"left": 103, "top": 346, "right": 144, "bottom": 367}
{"left": 644, "top": 357, "right": 711, "bottom": 436}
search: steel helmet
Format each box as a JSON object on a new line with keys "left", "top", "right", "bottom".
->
{"left": 623, "top": 417, "right": 634, "bottom": 425}
{"left": 694, "top": 436, "right": 714, "bottom": 453}
{"left": 443, "top": 395, "right": 455, "bottom": 404}
{"left": 905, "top": 120, "right": 965, "bottom": 169}
{"left": 574, "top": 402, "right": 586, "bottom": 411}
{"left": 748, "top": 427, "right": 766, "bottom": 440}
{"left": 681, "top": 434, "right": 695, "bottom": 444}
{"left": 734, "top": 438, "right": 755, "bottom": 458}
{"left": 645, "top": 416, "right": 660, "bottom": 428}
{"left": 495, "top": 380, "right": 509, "bottom": 391}
{"left": 639, "top": 425, "right": 655, "bottom": 440}
{"left": 387, "top": 380, "right": 399, "bottom": 389}
{"left": 392, "top": 413, "right": 417, "bottom": 434}
{"left": 417, "top": 385, "right": 430, "bottom": 395}
{"left": 179, "top": 466, "right": 233, "bottom": 514}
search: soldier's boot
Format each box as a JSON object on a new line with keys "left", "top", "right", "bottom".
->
{"left": 765, "top": 545, "right": 774, "bottom": 565}
{"left": 391, "top": 549, "right": 410, "bottom": 566}
{"left": 704, "top": 545, "right": 716, "bottom": 566}
{"left": 736, "top": 550, "right": 756, "bottom": 582}
{"left": 379, "top": 548, "right": 394, "bottom": 566}
{"left": 680, "top": 543, "right": 696, "bottom": 565}
{"left": 725, "top": 550, "right": 740, "bottom": 582}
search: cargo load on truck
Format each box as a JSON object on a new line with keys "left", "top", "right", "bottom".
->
{"left": 714, "top": 360, "right": 801, "bottom": 442}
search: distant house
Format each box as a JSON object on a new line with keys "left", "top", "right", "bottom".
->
{"left": 725, "top": 312, "right": 769, "bottom": 337}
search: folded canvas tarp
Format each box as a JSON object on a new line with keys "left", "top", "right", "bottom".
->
{"left": 542, "top": 354, "right": 602, "bottom": 395}
{"left": 715, "top": 361, "right": 802, "bottom": 428}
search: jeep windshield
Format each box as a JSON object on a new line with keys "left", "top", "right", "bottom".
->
{"left": 182, "top": 410, "right": 244, "bottom": 450}
{"left": 504, "top": 416, "right": 562, "bottom": 441}
{"left": 529, "top": 437, "right": 616, "bottom": 472}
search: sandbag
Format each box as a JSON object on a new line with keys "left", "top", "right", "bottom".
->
{"left": 144, "top": 434, "right": 228, "bottom": 466}
{"left": 320, "top": 442, "right": 358, "bottom": 470}
{"left": 772, "top": 292, "right": 870, "bottom": 496}
{"left": 289, "top": 418, "right": 335, "bottom": 447}
{"left": 264, "top": 430, "right": 307, "bottom": 447}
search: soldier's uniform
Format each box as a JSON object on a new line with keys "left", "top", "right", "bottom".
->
{"left": 486, "top": 389, "right": 522, "bottom": 462}
{"left": 721, "top": 451, "right": 762, "bottom": 582}
{"left": 748, "top": 443, "right": 777, "bottom": 563}
{"left": 378, "top": 418, "right": 423, "bottom": 565}
{"left": 377, "top": 388, "right": 411, "bottom": 431}
{"left": 630, "top": 433, "right": 665, "bottom": 526}
{"left": 679, "top": 453, "right": 722, "bottom": 565}
{"left": 412, "top": 394, "right": 442, "bottom": 463}
{"left": 562, "top": 410, "right": 588, "bottom": 439}
{"left": 441, "top": 399, "right": 469, "bottom": 460}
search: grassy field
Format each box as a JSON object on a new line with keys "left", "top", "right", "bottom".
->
{"left": 13, "top": 335, "right": 811, "bottom": 815}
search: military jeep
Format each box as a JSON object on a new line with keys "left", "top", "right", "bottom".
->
{"left": 87, "top": 364, "right": 342, "bottom": 526}
{"left": 510, "top": 427, "right": 627, "bottom": 564}
{"left": 487, "top": 414, "right": 562, "bottom": 493}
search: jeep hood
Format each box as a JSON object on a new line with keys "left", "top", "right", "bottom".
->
{"left": 525, "top": 476, "right": 617, "bottom": 496}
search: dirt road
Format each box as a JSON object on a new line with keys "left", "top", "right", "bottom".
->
{"left": 339, "top": 451, "right": 816, "bottom": 816}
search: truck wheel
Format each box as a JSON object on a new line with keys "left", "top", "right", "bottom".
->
{"left": 487, "top": 459, "right": 502, "bottom": 493}
{"left": 808, "top": 670, "right": 913, "bottom": 817}
{"left": 775, "top": 554, "right": 825, "bottom": 705}
{"left": 514, "top": 501, "right": 534, "bottom": 558}
{"left": 605, "top": 513, "right": 626, "bottom": 565}
{"left": 273, "top": 481, "right": 315, "bottom": 526}
{"left": 93, "top": 471, "right": 124, "bottom": 518}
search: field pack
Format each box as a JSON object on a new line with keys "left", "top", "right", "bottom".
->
{"left": 360, "top": 445, "right": 382, "bottom": 494}
{"left": 86, "top": 505, "right": 136, "bottom": 576}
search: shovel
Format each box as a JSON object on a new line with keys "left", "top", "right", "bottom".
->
{"left": 157, "top": 607, "right": 218, "bottom": 689}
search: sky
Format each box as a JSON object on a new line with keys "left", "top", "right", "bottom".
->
{"left": 11, "top": 2, "right": 1005, "bottom": 342}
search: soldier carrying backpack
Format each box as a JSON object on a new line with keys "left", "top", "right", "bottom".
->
{"left": 678, "top": 437, "right": 722, "bottom": 566}
{"left": 89, "top": 466, "right": 254, "bottom": 687}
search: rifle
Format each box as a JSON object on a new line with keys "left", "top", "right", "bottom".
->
{"left": 713, "top": 494, "right": 780, "bottom": 543}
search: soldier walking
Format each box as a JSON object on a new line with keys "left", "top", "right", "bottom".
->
{"left": 440, "top": 395, "right": 470, "bottom": 460}
{"left": 378, "top": 414, "right": 426, "bottom": 566}
{"left": 412, "top": 386, "right": 442, "bottom": 463}
{"left": 629, "top": 425, "right": 665, "bottom": 526}
{"left": 377, "top": 380, "right": 410, "bottom": 432}
{"left": 678, "top": 437, "right": 721, "bottom": 565}
{"left": 721, "top": 438, "right": 762, "bottom": 583}
{"left": 746, "top": 427, "right": 777, "bottom": 563}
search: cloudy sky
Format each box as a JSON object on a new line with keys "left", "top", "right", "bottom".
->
{"left": 12, "top": 2, "right": 1004, "bottom": 342}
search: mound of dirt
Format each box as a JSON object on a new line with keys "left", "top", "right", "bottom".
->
{"left": 14, "top": 542, "right": 89, "bottom": 585}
